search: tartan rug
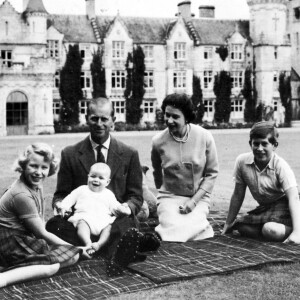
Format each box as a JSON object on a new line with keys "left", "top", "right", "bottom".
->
{"left": 2, "top": 211, "right": 300, "bottom": 299}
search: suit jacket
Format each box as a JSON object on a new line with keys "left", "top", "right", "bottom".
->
{"left": 53, "top": 135, "right": 143, "bottom": 215}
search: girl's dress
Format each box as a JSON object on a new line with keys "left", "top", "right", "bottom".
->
{"left": 0, "top": 176, "right": 81, "bottom": 272}
{"left": 151, "top": 124, "right": 219, "bottom": 242}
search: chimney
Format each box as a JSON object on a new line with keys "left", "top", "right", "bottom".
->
{"left": 177, "top": 1, "right": 194, "bottom": 19}
{"left": 199, "top": 5, "right": 215, "bottom": 18}
{"left": 86, "top": 0, "right": 96, "bottom": 20}
{"left": 23, "top": 0, "right": 29, "bottom": 11}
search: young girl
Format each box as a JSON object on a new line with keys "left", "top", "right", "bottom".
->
{"left": 0, "top": 143, "right": 89, "bottom": 288}
{"left": 223, "top": 121, "right": 300, "bottom": 243}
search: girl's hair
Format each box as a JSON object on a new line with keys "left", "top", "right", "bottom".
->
{"left": 14, "top": 143, "right": 58, "bottom": 177}
{"left": 249, "top": 121, "right": 279, "bottom": 146}
{"left": 161, "top": 93, "right": 196, "bottom": 123}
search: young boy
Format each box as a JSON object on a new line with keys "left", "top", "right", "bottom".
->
{"left": 222, "top": 121, "right": 300, "bottom": 243}
{"left": 56, "top": 163, "right": 131, "bottom": 254}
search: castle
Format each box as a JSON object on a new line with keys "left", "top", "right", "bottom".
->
{"left": 0, "top": 0, "right": 299, "bottom": 135}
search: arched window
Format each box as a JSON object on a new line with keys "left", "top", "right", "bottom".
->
{"left": 5, "top": 21, "right": 8, "bottom": 35}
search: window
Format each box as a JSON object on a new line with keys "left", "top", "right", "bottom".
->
{"left": 231, "top": 71, "right": 243, "bottom": 88}
{"left": 231, "top": 99, "right": 243, "bottom": 112}
{"left": 274, "top": 47, "right": 278, "bottom": 59}
{"left": 47, "top": 40, "right": 59, "bottom": 58}
{"left": 143, "top": 45, "right": 154, "bottom": 60}
{"left": 79, "top": 100, "right": 88, "bottom": 115}
{"left": 204, "top": 47, "right": 213, "bottom": 60}
{"left": 203, "top": 71, "right": 213, "bottom": 89}
{"left": 143, "top": 101, "right": 154, "bottom": 119}
{"left": 54, "top": 71, "right": 60, "bottom": 88}
{"left": 204, "top": 100, "right": 214, "bottom": 113}
{"left": 81, "top": 71, "right": 91, "bottom": 89}
{"left": 53, "top": 102, "right": 60, "bottom": 115}
{"left": 173, "top": 71, "right": 186, "bottom": 88}
{"left": 6, "top": 102, "right": 28, "bottom": 125}
{"left": 112, "top": 100, "right": 125, "bottom": 114}
{"left": 294, "top": 7, "right": 300, "bottom": 20}
{"left": 80, "top": 44, "right": 91, "bottom": 60}
{"left": 5, "top": 21, "right": 8, "bottom": 36}
{"left": 273, "top": 99, "right": 278, "bottom": 112}
{"left": 112, "top": 70, "right": 126, "bottom": 88}
{"left": 231, "top": 44, "right": 243, "bottom": 61}
{"left": 144, "top": 71, "right": 154, "bottom": 89}
{"left": 112, "top": 41, "right": 125, "bottom": 59}
{"left": 1, "top": 50, "right": 12, "bottom": 67}
{"left": 174, "top": 42, "right": 186, "bottom": 60}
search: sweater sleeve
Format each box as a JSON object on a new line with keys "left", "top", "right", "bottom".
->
{"left": 151, "top": 138, "right": 163, "bottom": 189}
{"left": 198, "top": 131, "right": 219, "bottom": 194}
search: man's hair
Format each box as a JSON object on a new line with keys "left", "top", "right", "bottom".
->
{"left": 249, "top": 121, "right": 279, "bottom": 145}
{"left": 87, "top": 97, "right": 115, "bottom": 118}
{"left": 161, "top": 93, "right": 196, "bottom": 123}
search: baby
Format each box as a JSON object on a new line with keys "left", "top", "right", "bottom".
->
{"left": 56, "top": 163, "right": 131, "bottom": 254}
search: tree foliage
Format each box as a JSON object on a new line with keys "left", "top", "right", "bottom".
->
{"left": 91, "top": 47, "right": 106, "bottom": 98}
{"left": 279, "top": 72, "right": 292, "bottom": 125}
{"left": 241, "top": 68, "right": 256, "bottom": 122}
{"left": 215, "top": 45, "right": 228, "bottom": 62}
{"left": 59, "top": 44, "right": 83, "bottom": 125}
{"left": 191, "top": 75, "right": 204, "bottom": 124}
{"left": 213, "top": 71, "right": 232, "bottom": 123}
{"left": 124, "top": 46, "right": 145, "bottom": 124}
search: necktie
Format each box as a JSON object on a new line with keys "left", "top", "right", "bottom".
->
{"left": 97, "top": 145, "right": 105, "bottom": 163}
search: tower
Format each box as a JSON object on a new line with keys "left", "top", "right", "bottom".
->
{"left": 247, "top": 0, "right": 291, "bottom": 109}
{"left": 24, "top": 0, "right": 48, "bottom": 44}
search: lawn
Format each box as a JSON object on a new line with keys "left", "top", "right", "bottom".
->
{"left": 1, "top": 128, "right": 300, "bottom": 299}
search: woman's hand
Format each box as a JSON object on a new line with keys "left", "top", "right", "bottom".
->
{"left": 179, "top": 199, "right": 197, "bottom": 214}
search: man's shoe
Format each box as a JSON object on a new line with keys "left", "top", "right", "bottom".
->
{"left": 139, "top": 232, "right": 161, "bottom": 252}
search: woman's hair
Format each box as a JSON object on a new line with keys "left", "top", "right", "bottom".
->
{"left": 161, "top": 93, "right": 196, "bottom": 123}
{"left": 249, "top": 121, "right": 279, "bottom": 146}
{"left": 14, "top": 143, "right": 58, "bottom": 177}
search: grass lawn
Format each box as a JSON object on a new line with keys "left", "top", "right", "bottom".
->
{"left": 1, "top": 128, "right": 300, "bottom": 299}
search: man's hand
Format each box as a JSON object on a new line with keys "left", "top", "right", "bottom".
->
{"left": 54, "top": 202, "right": 71, "bottom": 219}
{"left": 114, "top": 203, "right": 131, "bottom": 217}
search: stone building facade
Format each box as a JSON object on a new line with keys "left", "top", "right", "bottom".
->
{"left": 0, "top": 0, "right": 298, "bottom": 135}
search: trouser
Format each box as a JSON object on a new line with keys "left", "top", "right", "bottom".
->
{"left": 46, "top": 215, "right": 137, "bottom": 259}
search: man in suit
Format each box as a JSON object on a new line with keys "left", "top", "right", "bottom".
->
{"left": 46, "top": 97, "right": 160, "bottom": 275}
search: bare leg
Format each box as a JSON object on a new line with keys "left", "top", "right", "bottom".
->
{"left": 236, "top": 223, "right": 262, "bottom": 238}
{"left": 77, "top": 220, "right": 92, "bottom": 246}
{"left": 262, "top": 222, "right": 293, "bottom": 242}
{"left": 92, "top": 225, "right": 112, "bottom": 252}
{"left": 0, "top": 264, "right": 60, "bottom": 288}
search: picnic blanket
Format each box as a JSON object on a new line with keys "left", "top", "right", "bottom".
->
{"left": 2, "top": 211, "right": 300, "bottom": 300}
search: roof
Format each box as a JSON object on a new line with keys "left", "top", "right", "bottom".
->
{"left": 191, "top": 19, "right": 250, "bottom": 45}
{"left": 48, "top": 15, "right": 98, "bottom": 43}
{"left": 48, "top": 14, "right": 250, "bottom": 46}
{"left": 25, "top": 0, "right": 48, "bottom": 14}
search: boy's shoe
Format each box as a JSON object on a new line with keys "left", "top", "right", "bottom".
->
{"left": 139, "top": 232, "right": 161, "bottom": 253}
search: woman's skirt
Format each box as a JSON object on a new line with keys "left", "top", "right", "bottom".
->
{"left": 234, "top": 196, "right": 292, "bottom": 227}
{"left": 155, "top": 191, "right": 214, "bottom": 242}
{"left": 0, "top": 227, "right": 81, "bottom": 272}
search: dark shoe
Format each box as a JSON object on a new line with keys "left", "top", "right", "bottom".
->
{"left": 139, "top": 232, "right": 161, "bottom": 252}
{"left": 107, "top": 227, "right": 140, "bottom": 277}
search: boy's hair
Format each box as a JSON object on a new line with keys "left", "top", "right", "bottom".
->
{"left": 90, "top": 162, "right": 111, "bottom": 178}
{"left": 249, "top": 121, "right": 279, "bottom": 146}
{"left": 14, "top": 143, "right": 58, "bottom": 177}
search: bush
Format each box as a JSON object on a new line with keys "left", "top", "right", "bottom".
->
{"left": 54, "top": 121, "right": 89, "bottom": 133}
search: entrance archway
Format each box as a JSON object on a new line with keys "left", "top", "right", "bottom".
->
{"left": 6, "top": 91, "right": 28, "bottom": 135}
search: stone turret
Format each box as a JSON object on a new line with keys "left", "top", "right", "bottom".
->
{"left": 247, "top": 0, "right": 288, "bottom": 45}
{"left": 24, "top": 0, "right": 48, "bottom": 44}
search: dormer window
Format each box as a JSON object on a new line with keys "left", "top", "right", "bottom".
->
{"left": 143, "top": 45, "right": 154, "bottom": 60}
{"left": 204, "top": 47, "right": 213, "bottom": 60}
{"left": 80, "top": 44, "right": 91, "bottom": 60}
{"left": 230, "top": 44, "right": 243, "bottom": 61}
{"left": 47, "top": 40, "right": 59, "bottom": 58}
{"left": 112, "top": 41, "right": 125, "bottom": 59}
{"left": 174, "top": 42, "right": 186, "bottom": 60}
{"left": 1, "top": 50, "right": 12, "bottom": 67}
